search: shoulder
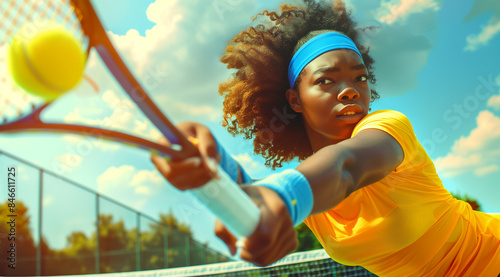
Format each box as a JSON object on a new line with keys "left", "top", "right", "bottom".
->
{"left": 353, "top": 110, "right": 412, "bottom": 133}
{"left": 352, "top": 110, "right": 415, "bottom": 138}
{"left": 352, "top": 110, "right": 420, "bottom": 165}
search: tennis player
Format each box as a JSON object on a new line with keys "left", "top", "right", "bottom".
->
{"left": 152, "top": 1, "right": 500, "bottom": 276}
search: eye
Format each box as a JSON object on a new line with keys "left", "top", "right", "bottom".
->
{"left": 316, "top": 78, "right": 333, "bottom": 85}
{"left": 356, "top": 75, "right": 368, "bottom": 82}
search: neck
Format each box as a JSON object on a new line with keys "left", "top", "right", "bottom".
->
{"left": 304, "top": 125, "right": 351, "bottom": 153}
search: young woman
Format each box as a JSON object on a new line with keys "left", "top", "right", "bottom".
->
{"left": 151, "top": 1, "right": 500, "bottom": 276}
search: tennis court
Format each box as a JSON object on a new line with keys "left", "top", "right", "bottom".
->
{"left": 0, "top": 150, "right": 375, "bottom": 276}
{"left": 66, "top": 249, "right": 376, "bottom": 277}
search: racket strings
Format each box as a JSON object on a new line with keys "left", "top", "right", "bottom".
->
{"left": 0, "top": 0, "right": 90, "bottom": 124}
{"left": 0, "top": 0, "right": 87, "bottom": 47}
{"left": 0, "top": 75, "right": 36, "bottom": 122}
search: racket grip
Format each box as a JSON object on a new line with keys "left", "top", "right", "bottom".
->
{"left": 190, "top": 164, "right": 260, "bottom": 238}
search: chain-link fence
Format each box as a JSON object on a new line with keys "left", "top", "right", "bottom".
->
{"left": 0, "top": 150, "right": 229, "bottom": 276}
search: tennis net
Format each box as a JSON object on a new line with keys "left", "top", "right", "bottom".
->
{"left": 71, "top": 249, "right": 376, "bottom": 277}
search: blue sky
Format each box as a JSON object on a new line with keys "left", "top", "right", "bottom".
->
{"left": 1, "top": 0, "right": 499, "bottom": 258}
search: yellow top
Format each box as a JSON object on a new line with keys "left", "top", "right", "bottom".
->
{"left": 304, "top": 110, "right": 500, "bottom": 277}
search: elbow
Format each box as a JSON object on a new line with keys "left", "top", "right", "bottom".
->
{"left": 341, "top": 152, "right": 379, "bottom": 197}
{"left": 340, "top": 150, "right": 362, "bottom": 199}
{"left": 303, "top": 146, "right": 363, "bottom": 213}
{"left": 341, "top": 169, "right": 357, "bottom": 200}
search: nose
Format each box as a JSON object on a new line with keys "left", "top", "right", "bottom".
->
{"left": 337, "top": 87, "right": 360, "bottom": 101}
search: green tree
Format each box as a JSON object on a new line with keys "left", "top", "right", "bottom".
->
{"left": 0, "top": 201, "right": 227, "bottom": 276}
{"left": 295, "top": 222, "right": 322, "bottom": 252}
{"left": 98, "top": 214, "right": 137, "bottom": 273}
{"left": 158, "top": 212, "right": 192, "bottom": 236}
{"left": 53, "top": 211, "right": 226, "bottom": 273}
{"left": 451, "top": 192, "right": 482, "bottom": 211}
{"left": 0, "top": 200, "right": 38, "bottom": 276}
{"left": 140, "top": 211, "right": 228, "bottom": 268}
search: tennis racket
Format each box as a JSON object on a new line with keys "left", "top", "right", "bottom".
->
{"left": 0, "top": 0, "right": 259, "bottom": 238}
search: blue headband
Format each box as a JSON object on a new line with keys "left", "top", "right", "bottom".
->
{"left": 288, "top": 32, "right": 363, "bottom": 88}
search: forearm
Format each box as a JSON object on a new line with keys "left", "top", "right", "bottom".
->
{"left": 296, "top": 145, "right": 355, "bottom": 214}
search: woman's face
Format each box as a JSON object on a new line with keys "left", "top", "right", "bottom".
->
{"left": 288, "top": 49, "right": 371, "bottom": 150}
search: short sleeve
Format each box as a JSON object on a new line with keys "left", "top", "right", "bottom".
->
{"left": 351, "top": 110, "right": 421, "bottom": 172}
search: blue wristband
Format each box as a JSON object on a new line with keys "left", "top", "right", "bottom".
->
{"left": 215, "top": 139, "right": 253, "bottom": 184}
{"left": 254, "top": 169, "right": 313, "bottom": 226}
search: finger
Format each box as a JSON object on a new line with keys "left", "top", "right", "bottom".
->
{"left": 151, "top": 155, "right": 212, "bottom": 190}
{"left": 265, "top": 230, "right": 297, "bottom": 265}
{"left": 195, "top": 128, "right": 220, "bottom": 179}
{"left": 241, "top": 207, "right": 291, "bottom": 256}
{"left": 151, "top": 154, "right": 201, "bottom": 178}
{"left": 169, "top": 168, "right": 212, "bottom": 190}
{"left": 214, "top": 220, "right": 237, "bottom": 255}
{"left": 257, "top": 224, "right": 297, "bottom": 262}
{"left": 239, "top": 188, "right": 295, "bottom": 258}
{"left": 240, "top": 231, "right": 279, "bottom": 261}
{"left": 187, "top": 136, "right": 218, "bottom": 179}
{"left": 196, "top": 128, "right": 218, "bottom": 159}
{"left": 151, "top": 154, "right": 171, "bottom": 177}
{"left": 176, "top": 121, "right": 198, "bottom": 138}
{"left": 240, "top": 225, "right": 297, "bottom": 266}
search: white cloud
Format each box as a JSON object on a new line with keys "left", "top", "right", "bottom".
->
{"left": 102, "top": 89, "right": 134, "bottom": 110}
{"left": 174, "top": 101, "right": 221, "bottom": 122}
{"left": 465, "top": 18, "right": 500, "bottom": 51}
{"left": 106, "top": 0, "right": 183, "bottom": 76}
{"left": 379, "top": 0, "right": 440, "bottom": 24}
{"left": 451, "top": 111, "right": 500, "bottom": 155}
{"left": 54, "top": 152, "right": 83, "bottom": 172}
{"left": 361, "top": 0, "right": 442, "bottom": 96}
{"left": 64, "top": 108, "right": 103, "bottom": 126}
{"left": 435, "top": 111, "right": 500, "bottom": 177}
{"left": 98, "top": 165, "right": 163, "bottom": 195}
{"left": 463, "top": 0, "right": 500, "bottom": 51}
{"left": 97, "top": 165, "right": 169, "bottom": 210}
{"left": 62, "top": 0, "right": 446, "bottom": 132}
{"left": 62, "top": 134, "right": 121, "bottom": 152}
{"left": 131, "top": 169, "right": 164, "bottom": 186}
{"left": 134, "top": 186, "right": 152, "bottom": 196}
{"left": 434, "top": 153, "right": 481, "bottom": 177}
{"left": 43, "top": 195, "right": 53, "bottom": 207}
{"left": 474, "top": 164, "right": 499, "bottom": 176}
{"left": 97, "top": 165, "right": 136, "bottom": 193}
{"left": 16, "top": 165, "right": 35, "bottom": 181}
{"left": 64, "top": 88, "right": 162, "bottom": 146}
{"left": 232, "top": 153, "right": 265, "bottom": 175}
{"left": 487, "top": 91, "right": 500, "bottom": 110}
{"left": 89, "top": 0, "right": 258, "bottom": 124}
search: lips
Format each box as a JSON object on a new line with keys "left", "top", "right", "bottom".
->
{"left": 337, "top": 104, "right": 363, "bottom": 117}
{"left": 335, "top": 104, "right": 365, "bottom": 124}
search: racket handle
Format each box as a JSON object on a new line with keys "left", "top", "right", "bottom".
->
{"left": 190, "top": 164, "right": 260, "bottom": 238}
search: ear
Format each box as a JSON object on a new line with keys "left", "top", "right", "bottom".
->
{"left": 286, "top": 88, "right": 302, "bottom": 113}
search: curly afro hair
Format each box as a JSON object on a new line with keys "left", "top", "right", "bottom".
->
{"left": 218, "top": 0, "right": 379, "bottom": 169}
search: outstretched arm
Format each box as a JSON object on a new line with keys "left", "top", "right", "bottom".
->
{"left": 216, "top": 128, "right": 404, "bottom": 266}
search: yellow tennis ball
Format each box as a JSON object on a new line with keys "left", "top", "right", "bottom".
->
{"left": 8, "top": 22, "right": 86, "bottom": 101}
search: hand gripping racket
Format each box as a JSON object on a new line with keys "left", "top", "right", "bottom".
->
{"left": 0, "top": 0, "right": 259, "bottom": 238}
